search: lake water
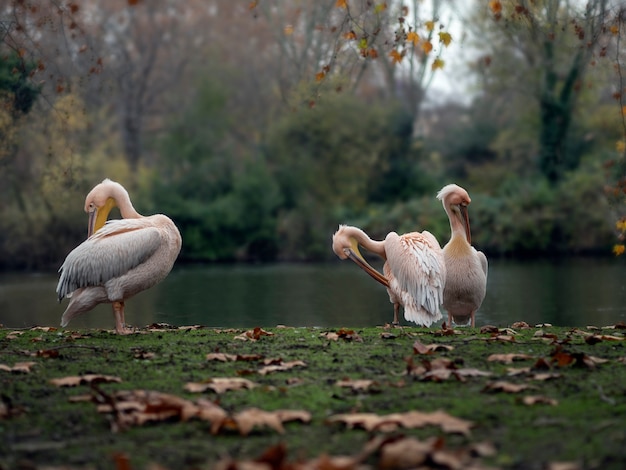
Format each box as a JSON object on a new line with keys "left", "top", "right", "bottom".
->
{"left": 1, "top": 258, "right": 626, "bottom": 330}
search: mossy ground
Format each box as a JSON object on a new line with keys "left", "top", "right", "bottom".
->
{"left": 1, "top": 323, "right": 626, "bottom": 469}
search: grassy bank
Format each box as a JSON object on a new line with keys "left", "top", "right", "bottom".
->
{"left": 1, "top": 322, "right": 626, "bottom": 469}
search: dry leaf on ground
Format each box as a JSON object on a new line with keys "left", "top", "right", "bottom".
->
{"left": 234, "top": 327, "right": 274, "bottom": 341}
{"left": 0, "top": 361, "right": 37, "bottom": 373}
{"left": 232, "top": 407, "right": 311, "bottom": 436}
{"left": 519, "top": 395, "right": 558, "bottom": 406}
{"left": 49, "top": 374, "right": 122, "bottom": 387}
{"left": 488, "top": 353, "right": 534, "bottom": 364}
{"left": 327, "top": 409, "right": 473, "bottom": 436}
{"left": 320, "top": 328, "right": 363, "bottom": 342}
{"left": 482, "top": 381, "right": 534, "bottom": 393}
{"left": 258, "top": 360, "right": 307, "bottom": 375}
{"left": 335, "top": 378, "right": 380, "bottom": 392}
{"left": 184, "top": 377, "right": 258, "bottom": 394}
{"left": 412, "top": 340, "right": 454, "bottom": 354}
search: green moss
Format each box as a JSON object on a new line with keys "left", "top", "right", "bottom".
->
{"left": 1, "top": 325, "right": 626, "bottom": 469}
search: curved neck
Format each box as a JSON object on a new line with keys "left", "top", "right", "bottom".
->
{"left": 344, "top": 226, "right": 386, "bottom": 257}
{"left": 112, "top": 185, "right": 142, "bottom": 219}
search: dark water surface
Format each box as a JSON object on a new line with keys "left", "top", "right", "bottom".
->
{"left": 1, "top": 258, "right": 626, "bottom": 330}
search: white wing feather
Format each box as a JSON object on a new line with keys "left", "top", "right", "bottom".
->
{"left": 385, "top": 231, "right": 446, "bottom": 326}
{"left": 56, "top": 219, "right": 162, "bottom": 300}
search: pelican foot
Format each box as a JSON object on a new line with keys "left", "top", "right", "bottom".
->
{"left": 115, "top": 326, "right": 135, "bottom": 335}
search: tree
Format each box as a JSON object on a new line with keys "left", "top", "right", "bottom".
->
{"left": 482, "top": 0, "right": 618, "bottom": 182}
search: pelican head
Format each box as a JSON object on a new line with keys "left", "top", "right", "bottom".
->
{"left": 437, "top": 184, "right": 472, "bottom": 244}
{"left": 332, "top": 225, "right": 389, "bottom": 287}
{"left": 84, "top": 179, "right": 130, "bottom": 237}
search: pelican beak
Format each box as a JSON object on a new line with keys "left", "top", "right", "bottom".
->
{"left": 88, "top": 197, "right": 116, "bottom": 237}
{"left": 460, "top": 205, "right": 471, "bottom": 245}
{"left": 345, "top": 238, "right": 390, "bottom": 288}
{"left": 87, "top": 208, "right": 97, "bottom": 238}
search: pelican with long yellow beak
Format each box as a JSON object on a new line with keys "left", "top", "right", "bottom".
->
{"left": 57, "top": 179, "right": 182, "bottom": 334}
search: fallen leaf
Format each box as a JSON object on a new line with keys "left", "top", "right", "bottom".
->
{"left": 206, "top": 353, "right": 238, "bottom": 362}
{"left": 5, "top": 331, "right": 25, "bottom": 340}
{"left": 36, "top": 349, "right": 60, "bottom": 358}
{"left": 233, "top": 407, "right": 311, "bottom": 436}
{"left": 0, "top": 362, "right": 37, "bottom": 373}
{"left": 327, "top": 410, "right": 473, "bottom": 436}
{"left": 413, "top": 340, "right": 454, "bottom": 354}
{"left": 234, "top": 326, "right": 275, "bottom": 341}
{"left": 49, "top": 374, "right": 122, "bottom": 387}
{"left": 488, "top": 353, "right": 534, "bottom": 364}
{"left": 379, "top": 436, "right": 436, "bottom": 468}
{"left": 483, "top": 381, "right": 534, "bottom": 393}
{"left": 184, "top": 377, "right": 258, "bottom": 394}
{"left": 335, "top": 378, "right": 380, "bottom": 392}
{"left": 520, "top": 395, "right": 558, "bottom": 406}
{"left": 258, "top": 360, "right": 307, "bottom": 375}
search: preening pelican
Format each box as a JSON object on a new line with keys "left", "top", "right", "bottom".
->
{"left": 437, "top": 184, "right": 488, "bottom": 327}
{"left": 57, "top": 179, "right": 182, "bottom": 334}
{"left": 332, "top": 225, "right": 446, "bottom": 327}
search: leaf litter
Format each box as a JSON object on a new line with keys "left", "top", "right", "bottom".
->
{"left": 2, "top": 323, "right": 626, "bottom": 468}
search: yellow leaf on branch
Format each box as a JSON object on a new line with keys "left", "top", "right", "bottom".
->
{"left": 389, "top": 49, "right": 404, "bottom": 64}
{"left": 407, "top": 31, "right": 419, "bottom": 46}
{"left": 613, "top": 244, "right": 625, "bottom": 256}
{"left": 431, "top": 58, "right": 445, "bottom": 70}
{"left": 421, "top": 41, "right": 433, "bottom": 54}
{"left": 438, "top": 32, "right": 452, "bottom": 46}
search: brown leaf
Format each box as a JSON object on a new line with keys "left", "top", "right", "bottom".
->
{"left": 507, "top": 366, "right": 531, "bottom": 377}
{"left": 234, "top": 326, "right": 275, "bottom": 341}
{"left": 480, "top": 325, "right": 499, "bottom": 334}
{"left": 5, "top": 331, "right": 25, "bottom": 340}
{"left": 379, "top": 436, "right": 435, "bottom": 468}
{"left": 327, "top": 410, "right": 473, "bottom": 436}
{"left": 49, "top": 374, "right": 122, "bottom": 387}
{"left": 520, "top": 395, "right": 558, "bottom": 406}
{"left": 413, "top": 340, "right": 454, "bottom": 354}
{"left": 184, "top": 377, "right": 258, "bottom": 394}
{"left": 511, "top": 321, "right": 531, "bottom": 329}
{"left": 335, "top": 378, "right": 380, "bottom": 392}
{"left": 0, "top": 361, "right": 37, "bottom": 373}
{"left": 258, "top": 360, "right": 307, "bottom": 376}
{"left": 483, "top": 381, "right": 534, "bottom": 393}
{"left": 206, "top": 353, "right": 238, "bottom": 362}
{"left": 488, "top": 353, "right": 533, "bottom": 364}
{"left": 233, "top": 407, "right": 311, "bottom": 436}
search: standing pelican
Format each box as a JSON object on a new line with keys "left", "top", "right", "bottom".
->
{"left": 437, "top": 184, "right": 488, "bottom": 327}
{"left": 57, "top": 179, "right": 182, "bottom": 334}
{"left": 332, "top": 224, "right": 446, "bottom": 327}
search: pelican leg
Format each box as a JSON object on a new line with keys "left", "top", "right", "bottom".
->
{"left": 392, "top": 303, "right": 400, "bottom": 326}
{"left": 112, "top": 301, "right": 132, "bottom": 334}
{"left": 471, "top": 311, "right": 476, "bottom": 328}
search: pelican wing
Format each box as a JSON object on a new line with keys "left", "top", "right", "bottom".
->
{"left": 385, "top": 231, "right": 446, "bottom": 323}
{"left": 57, "top": 219, "right": 162, "bottom": 301}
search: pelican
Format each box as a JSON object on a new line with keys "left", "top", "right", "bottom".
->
{"left": 332, "top": 224, "right": 446, "bottom": 327}
{"left": 57, "top": 179, "right": 182, "bottom": 334}
{"left": 437, "top": 184, "right": 488, "bottom": 327}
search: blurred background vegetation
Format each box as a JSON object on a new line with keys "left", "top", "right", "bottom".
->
{"left": 1, "top": 0, "right": 625, "bottom": 270}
